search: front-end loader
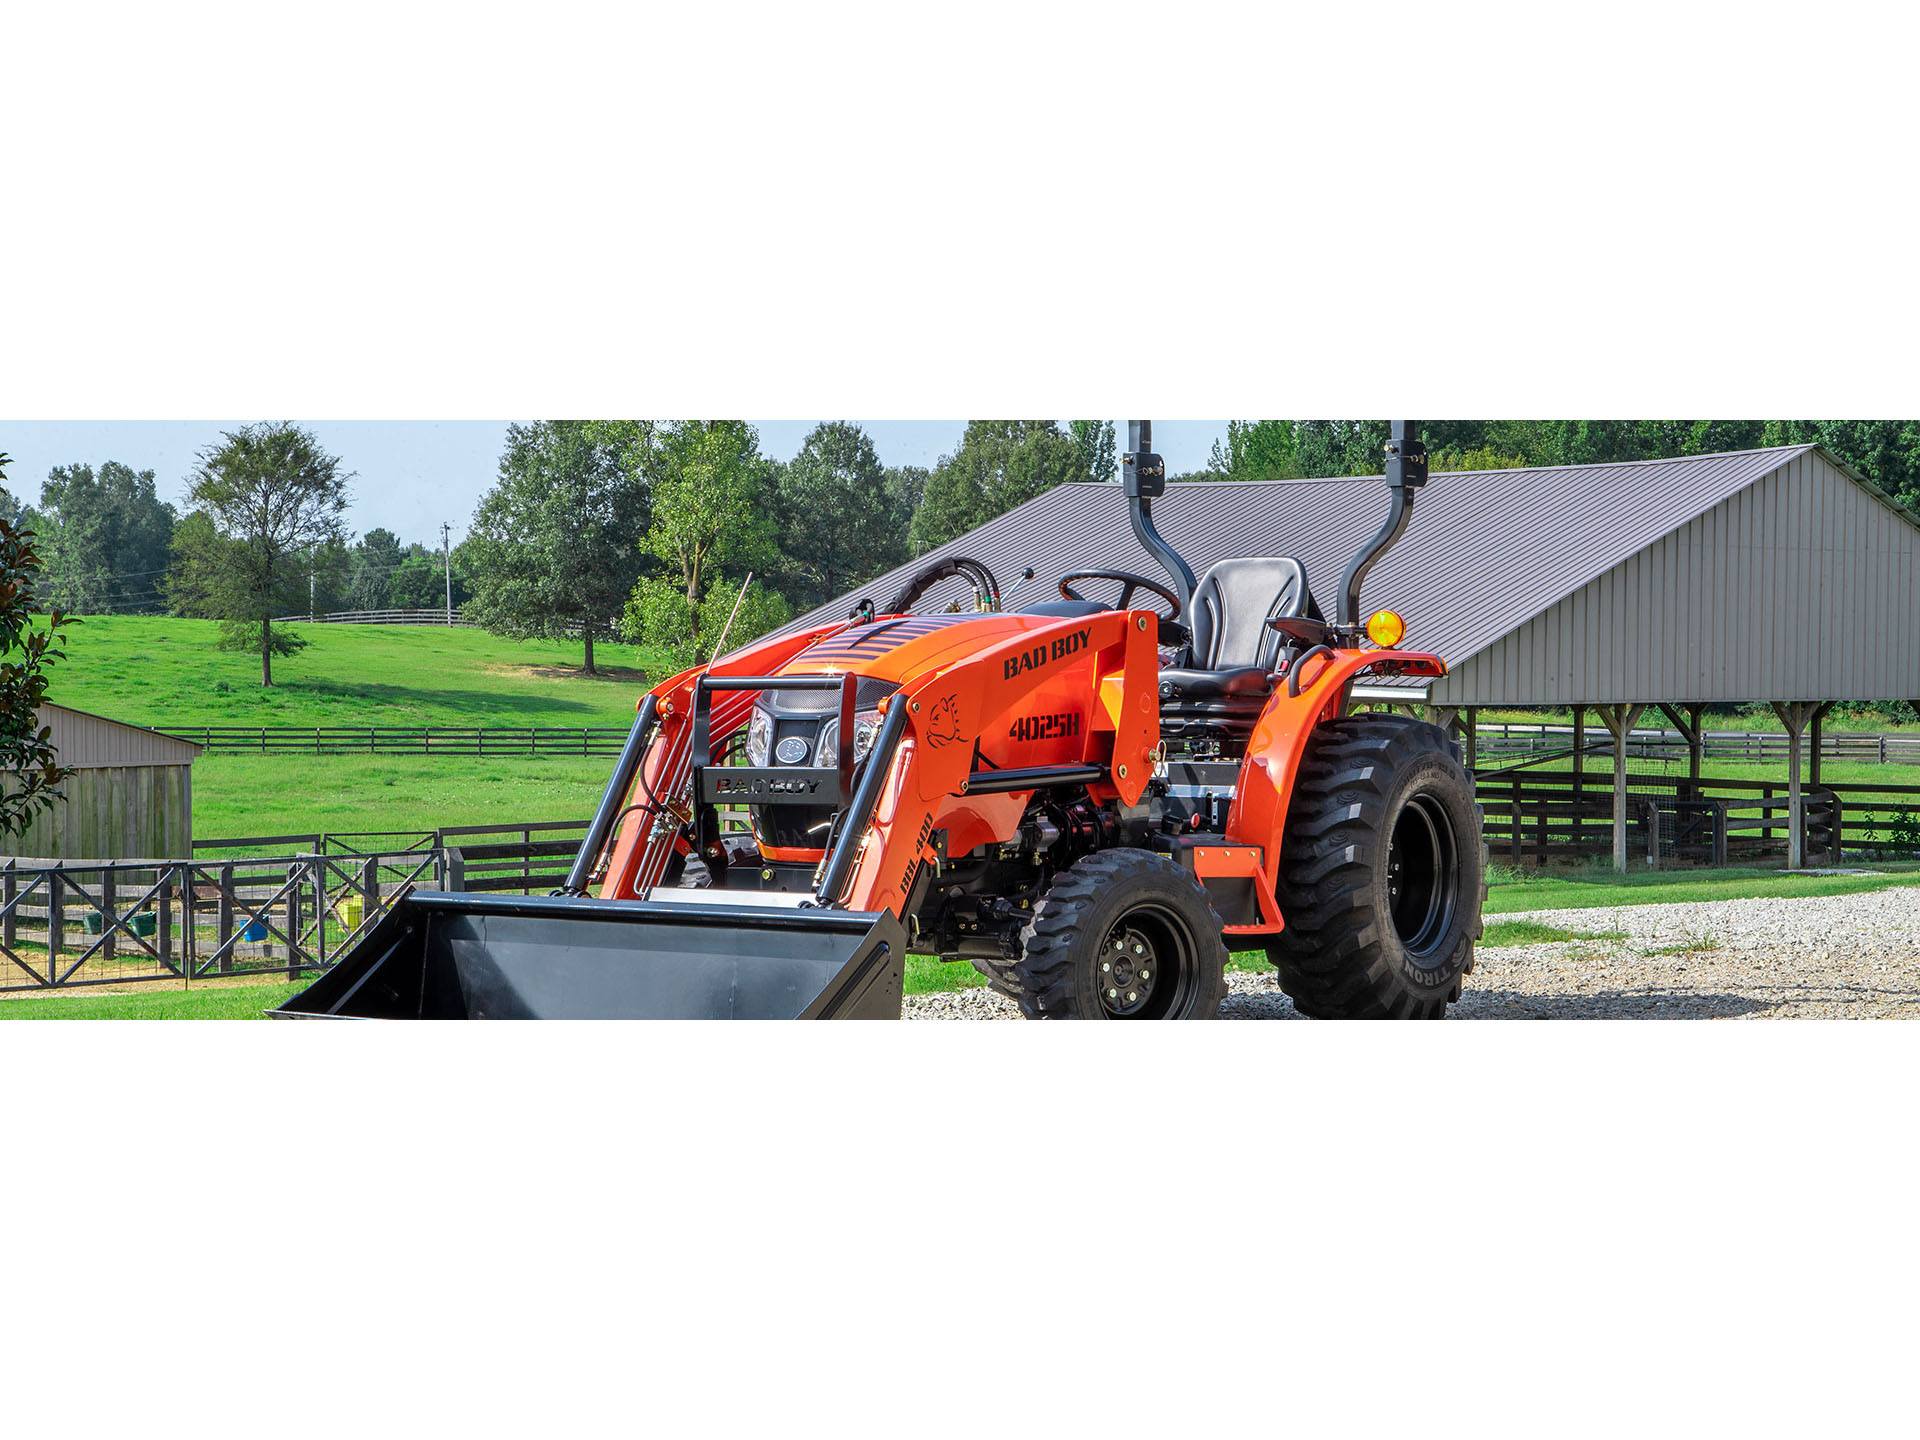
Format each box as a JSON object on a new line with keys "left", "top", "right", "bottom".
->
{"left": 276, "top": 421, "right": 1482, "bottom": 1020}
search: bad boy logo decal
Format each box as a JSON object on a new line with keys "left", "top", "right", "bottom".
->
{"left": 924, "top": 694, "right": 963, "bottom": 749}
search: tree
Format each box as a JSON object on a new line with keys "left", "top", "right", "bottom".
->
{"left": 621, "top": 574, "right": 791, "bottom": 671}
{"left": 348, "top": 527, "right": 406, "bottom": 610}
{"left": 462, "top": 420, "right": 648, "bottom": 674}
{"left": 178, "top": 424, "right": 350, "bottom": 683}
{"left": 0, "top": 452, "right": 76, "bottom": 838}
{"left": 30, "top": 461, "right": 177, "bottom": 613}
{"left": 1760, "top": 420, "right": 1920, "bottom": 512}
{"left": 1067, "top": 420, "right": 1117, "bottom": 484}
{"left": 1204, "top": 421, "right": 1303, "bottom": 481}
{"left": 907, "top": 422, "right": 1082, "bottom": 553}
{"left": 772, "top": 422, "right": 903, "bottom": 609}
{"left": 640, "top": 421, "right": 779, "bottom": 654}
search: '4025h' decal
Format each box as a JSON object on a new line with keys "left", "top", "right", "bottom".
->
{"left": 1009, "top": 711, "right": 1081, "bottom": 744}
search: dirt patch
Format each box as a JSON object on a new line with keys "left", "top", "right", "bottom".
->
{"left": 484, "top": 662, "right": 653, "bottom": 686}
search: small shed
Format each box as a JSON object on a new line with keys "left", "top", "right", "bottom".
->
{"left": 4, "top": 704, "right": 199, "bottom": 860}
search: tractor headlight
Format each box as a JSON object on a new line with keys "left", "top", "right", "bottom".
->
{"left": 746, "top": 707, "right": 773, "bottom": 766}
{"left": 818, "top": 709, "right": 883, "bottom": 766}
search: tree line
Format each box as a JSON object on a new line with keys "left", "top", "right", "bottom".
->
{"left": 1192, "top": 420, "right": 1920, "bottom": 509}
{"left": 5, "top": 417, "right": 1918, "bottom": 684}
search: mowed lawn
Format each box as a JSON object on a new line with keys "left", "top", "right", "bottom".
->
{"left": 46, "top": 614, "right": 668, "bottom": 730}
{"left": 194, "top": 755, "right": 608, "bottom": 838}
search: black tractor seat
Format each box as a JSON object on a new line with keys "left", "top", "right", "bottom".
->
{"left": 1159, "top": 556, "right": 1316, "bottom": 743}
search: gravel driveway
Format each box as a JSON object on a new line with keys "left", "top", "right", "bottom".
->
{"left": 904, "top": 885, "right": 1920, "bottom": 1020}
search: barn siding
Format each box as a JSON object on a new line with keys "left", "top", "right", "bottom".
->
{"left": 1434, "top": 453, "right": 1920, "bottom": 705}
{"left": 3, "top": 765, "right": 193, "bottom": 861}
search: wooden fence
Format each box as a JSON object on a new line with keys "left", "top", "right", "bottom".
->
{"left": 1, "top": 821, "right": 595, "bottom": 994}
{"left": 159, "top": 726, "right": 633, "bottom": 755}
{"left": 270, "top": 609, "right": 475, "bottom": 626}
{"left": 1476, "top": 771, "right": 1920, "bottom": 868}
{"left": 1472, "top": 722, "right": 1920, "bottom": 766}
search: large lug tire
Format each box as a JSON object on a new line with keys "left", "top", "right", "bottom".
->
{"left": 1266, "top": 714, "right": 1484, "bottom": 1019}
{"left": 1001, "top": 849, "right": 1231, "bottom": 1020}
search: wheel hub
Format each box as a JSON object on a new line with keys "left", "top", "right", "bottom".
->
{"left": 1099, "top": 927, "right": 1158, "bottom": 1016}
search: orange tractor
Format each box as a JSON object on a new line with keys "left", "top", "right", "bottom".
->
{"left": 279, "top": 422, "right": 1482, "bottom": 1020}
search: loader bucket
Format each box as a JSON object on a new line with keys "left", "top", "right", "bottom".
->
{"left": 269, "top": 892, "right": 905, "bottom": 1020}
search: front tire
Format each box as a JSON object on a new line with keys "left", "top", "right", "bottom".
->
{"left": 1000, "top": 849, "right": 1230, "bottom": 1019}
{"left": 1267, "top": 714, "right": 1483, "bottom": 1018}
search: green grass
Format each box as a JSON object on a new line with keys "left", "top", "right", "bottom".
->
{"left": 0, "top": 982, "right": 302, "bottom": 1019}
{"left": 193, "top": 754, "right": 609, "bottom": 839}
{"left": 1481, "top": 918, "right": 1627, "bottom": 947}
{"left": 45, "top": 614, "right": 668, "bottom": 729}
{"left": 1484, "top": 861, "right": 1920, "bottom": 914}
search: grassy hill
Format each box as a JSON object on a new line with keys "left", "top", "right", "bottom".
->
{"left": 45, "top": 615, "right": 669, "bottom": 730}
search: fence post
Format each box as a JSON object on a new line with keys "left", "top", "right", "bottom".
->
{"left": 101, "top": 868, "right": 116, "bottom": 965}
{"left": 314, "top": 858, "right": 327, "bottom": 972}
{"left": 1712, "top": 803, "right": 1728, "bottom": 867}
{"left": 447, "top": 850, "right": 466, "bottom": 893}
{"left": 1645, "top": 800, "right": 1661, "bottom": 870}
{"left": 158, "top": 868, "right": 173, "bottom": 971}
{"left": 286, "top": 875, "right": 303, "bottom": 979}
{"left": 360, "top": 856, "right": 379, "bottom": 916}
{"left": 48, "top": 868, "right": 64, "bottom": 968}
{"left": 216, "top": 864, "right": 235, "bottom": 974}
{"left": 2, "top": 859, "right": 13, "bottom": 951}
{"left": 178, "top": 862, "right": 195, "bottom": 980}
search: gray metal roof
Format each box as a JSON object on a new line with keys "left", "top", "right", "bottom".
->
{"left": 794, "top": 445, "right": 1824, "bottom": 695}
{"left": 38, "top": 703, "right": 201, "bottom": 768}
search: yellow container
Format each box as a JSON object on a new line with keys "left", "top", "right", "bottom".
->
{"left": 334, "top": 894, "right": 365, "bottom": 930}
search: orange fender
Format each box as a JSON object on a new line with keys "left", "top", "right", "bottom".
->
{"left": 1225, "top": 647, "right": 1448, "bottom": 904}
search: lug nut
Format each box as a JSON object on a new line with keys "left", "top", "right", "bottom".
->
{"left": 1108, "top": 988, "right": 1118, "bottom": 999}
{"left": 1127, "top": 992, "right": 1137, "bottom": 1002}
{"left": 1102, "top": 961, "right": 1111, "bottom": 973}
{"left": 1141, "top": 970, "right": 1151, "bottom": 981}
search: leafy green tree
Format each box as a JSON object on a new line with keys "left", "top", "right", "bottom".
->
{"left": 180, "top": 423, "right": 351, "bottom": 684}
{"left": 1067, "top": 421, "right": 1117, "bottom": 484}
{"left": 884, "top": 464, "right": 928, "bottom": 538}
{"left": 640, "top": 421, "right": 779, "bottom": 652}
{"left": 388, "top": 544, "right": 454, "bottom": 611}
{"left": 348, "top": 527, "right": 406, "bottom": 610}
{"left": 1427, "top": 444, "right": 1530, "bottom": 473}
{"left": 1204, "top": 421, "right": 1303, "bottom": 480}
{"left": 0, "top": 452, "right": 75, "bottom": 837}
{"left": 462, "top": 420, "right": 648, "bottom": 675}
{"left": 29, "top": 461, "right": 177, "bottom": 613}
{"left": 772, "top": 422, "right": 902, "bottom": 609}
{"left": 1760, "top": 420, "right": 1920, "bottom": 511}
{"left": 621, "top": 574, "right": 791, "bottom": 671}
{"left": 908, "top": 421, "right": 1082, "bottom": 553}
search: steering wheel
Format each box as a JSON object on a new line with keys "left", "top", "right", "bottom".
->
{"left": 880, "top": 556, "right": 1002, "bottom": 615}
{"left": 1058, "top": 569, "right": 1184, "bottom": 621}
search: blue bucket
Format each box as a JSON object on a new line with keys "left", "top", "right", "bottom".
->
{"left": 242, "top": 919, "right": 269, "bottom": 943}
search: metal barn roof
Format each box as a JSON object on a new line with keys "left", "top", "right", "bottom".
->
{"left": 797, "top": 444, "right": 1920, "bottom": 707}
{"left": 37, "top": 704, "right": 201, "bottom": 769}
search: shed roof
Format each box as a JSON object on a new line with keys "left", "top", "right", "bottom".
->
{"left": 795, "top": 443, "right": 1920, "bottom": 706}
{"left": 37, "top": 704, "right": 201, "bottom": 769}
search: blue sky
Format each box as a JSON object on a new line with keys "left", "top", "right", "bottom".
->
{"left": 0, "top": 420, "right": 1230, "bottom": 545}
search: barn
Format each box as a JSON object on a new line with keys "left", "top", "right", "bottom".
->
{"left": 802, "top": 444, "right": 1920, "bottom": 869}
{"left": 4, "top": 704, "right": 199, "bottom": 860}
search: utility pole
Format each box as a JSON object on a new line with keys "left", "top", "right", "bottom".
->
{"left": 440, "top": 522, "right": 453, "bottom": 625}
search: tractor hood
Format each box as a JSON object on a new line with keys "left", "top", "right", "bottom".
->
{"left": 774, "top": 611, "right": 1088, "bottom": 685}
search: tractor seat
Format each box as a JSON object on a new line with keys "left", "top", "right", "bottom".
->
{"left": 1159, "top": 556, "right": 1314, "bottom": 742}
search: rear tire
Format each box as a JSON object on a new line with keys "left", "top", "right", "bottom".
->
{"left": 1266, "top": 714, "right": 1483, "bottom": 1019}
{"left": 1001, "top": 849, "right": 1230, "bottom": 1020}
